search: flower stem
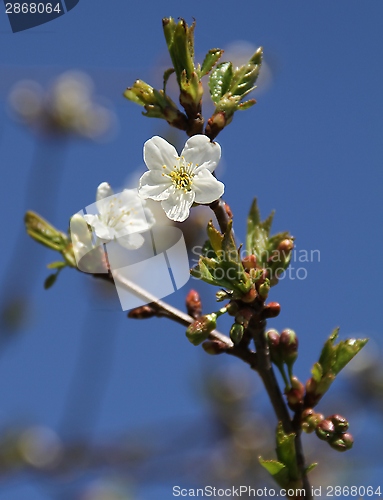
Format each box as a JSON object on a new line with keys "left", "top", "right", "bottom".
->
{"left": 248, "top": 315, "right": 312, "bottom": 499}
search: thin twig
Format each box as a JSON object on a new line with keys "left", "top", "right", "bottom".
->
{"left": 249, "top": 315, "right": 312, "bottom": 500}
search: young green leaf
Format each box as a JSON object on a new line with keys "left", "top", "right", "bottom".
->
{"left": 209, "top": 62, "right": 233, "bottom": 104}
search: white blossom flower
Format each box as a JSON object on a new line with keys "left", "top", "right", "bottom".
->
{"left": 83, "top": 182, "right": 155, "bottom": 249}
{"left": 138, "top": 135, "right": 224, "bottom": 222}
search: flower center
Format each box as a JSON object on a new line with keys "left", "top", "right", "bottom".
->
{"left": 162, "top": 158, "right": 195, "bottom": 192}
{"left": 169, "top": 167, "right": 193, "bottom": 191}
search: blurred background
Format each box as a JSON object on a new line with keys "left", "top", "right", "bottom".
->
{"left": 0, "top": 1, "right": 382, "bottom": 498}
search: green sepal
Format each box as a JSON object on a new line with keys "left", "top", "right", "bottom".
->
{"left": 209, "top": 62, "right": 233, "bottom": 104}
{"left": 199, "top": 49, "right": 223, "bottom": 77}
{"left": 259, "top": 459, "right": 289, "bottom": 488}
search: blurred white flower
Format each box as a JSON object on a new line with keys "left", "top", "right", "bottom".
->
{"left": 139, "top": 135, "right": 224, "bottom": 222}
{"left": 8, "top": 71, "right": 114, "bottom": 139}
{"left": 84, "top": 182, "right": 155, "bottom": 250}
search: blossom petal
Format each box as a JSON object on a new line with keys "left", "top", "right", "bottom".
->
{"left": 193, "top": 169, "right": 225, "bottom": 204}
{"left": 84, "top": 214, "right": 114, "bottom": 240}
{"left": 96, "top": 182, "right": 114, "bottom": 201}
{"left": 138, "top": 170, "right": 172, "bottom": 200}
{"left": 161, "top": 189, "right": 195, "bottom": 222}
{"left": 181, "top": 135, "right": 221, "bottom": 173}
{"left": 144, "top": 136, "right": 179, "bottom": 171}
{"left": 117, "top": 232, "right": 145, "bottom": 250}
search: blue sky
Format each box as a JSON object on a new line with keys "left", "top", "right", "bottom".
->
{"left": 0, "top": 1, "right": 382, "bottom": 499}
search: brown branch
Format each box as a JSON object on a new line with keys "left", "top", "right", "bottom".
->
{"left": 248, "top": 315, "right": 312, "bottom": 500}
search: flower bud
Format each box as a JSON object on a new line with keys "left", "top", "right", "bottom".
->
{"left": 285, "top": 376, "right": 304, "bottom": 410}
{"left": 328, "top": 414, "right": 349, "bottom": 433}
{"left": 315, "top": 419, "right": 336, "bottom": 441}
{"left": 226, "top": 301, "right": 239, "bottom": 315}
{"left": 235, "top": 308, "right": 253, "bottom": 328}
{"left": 329, "top": 432, "right": 354, "bottom": 452}
{"left": 241, "top": 287, "right": 257, "bottom": 304}
{"left": 301, "top": 409, "right": 324, "bottom": 433}
{"left": 279, "top": 329, "right": 298, "bottom": 368}
{"left": 128, "top": 305, "right": 156, "bottom": 319}
{"left": 186, "top": 313, "right": 217, "bottom": 346}
{"left": 185, "top": 289, "right": 202, "bottom": 319}
{"left": 205, "top": 111, "right": 226, "bottom": 140}
{"left": 266, "top": 329, "right": 283, "bottom": 367}
{"left": 278, "top": 238, "right": 294, "bottom": 252}
{"left": 202, "top": 340, "right": 227, "bottom": 355}
{"left": 258, "top": 280, "right": 270, "bottom": 299}
{"left": 242, "top": 255, "right": 257, "bottom": 271}
{"left": 261, "top": 302, "right": 281, "bottom": 319}
{"left": 230, "top": 323, "right": 245, "bottom": 345}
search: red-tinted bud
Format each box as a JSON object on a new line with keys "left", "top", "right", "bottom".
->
{"left": 261, "top": 302, "right": 281, "bottom": 319}
{"left": 315, "top": 419, "right": 336, "bottom": 441}
{"left": 205, "top": 111, "right": 226, "bottom": 140}
{"left": 328, "top": 414, "right": 349, "bottom": 433}
{"left": 266, "top": 329, "right": 280, "bottom": 348}
{"left": 286, "top": 376, "right": 304, "bottom": 410}
{"left": 230, "top": 323, "right": 245, "bottom": 345}
{"left": 202, "top": 340, "right": 227, "bottom": 355}
{"left": 278, "top": 239, "right": 294, "bottom": 254}
{"left": 301, "top": 409, "right": 324, "bottom": 433}
{"left": 223, "top": 201, "right": 233, "bottom": 219}
{"left": 329, "top": 432, "right": 353, "bottom": 452}
{"left": 226, "top": 301, "right": 239, "bottom": 316}
{"left": 186, "top": 313, "right": 217, "bottom": 346}
{"left": 242, "top": 255, "right": 257, "bottom": 271}
{"left": 128, "top": 305, "right": 156, "bottom": 319}
{"left": 235, "top": 308, "right": 253, "bottom": 328}
{"left": 279, "top": 329, "right": 298, "bottom": 367}
{"left": 241, "top": 287, "right": 257, "bottom": 304}
{"left": 266, "top": 329, "right": 283, "bottom": 366}
{"left": 185, "top": 289, "right": 202, "bottom": 319}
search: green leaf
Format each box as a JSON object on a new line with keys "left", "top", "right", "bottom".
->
{"left": 276, "top": 423, "right": 298, "bottom": 481}
{"left": 163, "top": 68, "right": 175, "bottom": 94}
{"left": 47, "top": 261, "right": 66, "bottom": 270}
{"left": 25, "top": 211, "right": 68, "bottom": 251}
{"left": 246, "top": 198, "right": 274, "bottom": 264}
{"left": 230, "top": 47, "right": 262, "bottom": 97}
{"left": 259, "top": 458, "right": 289, "bottom": 488}
{"left": 44, "top": 274, "right": 57, "bottom": 290}
{"left": 311, "top": 362, "right": 323, "bottom": 383}
{"left": 199, "top": 49, "right": 223, "bottom": 77}
{"left": 238, "top": 99, "right": 256, "bottom": 111}
{"left": 207, "top": 221, "right": 223, "bottom": 255}
{"left": 209, "top": 62, "right": 233, "bottom": 104}
{"left": 332, "top": 338, "right": 369, "bottom": 374}
{"left": 305, "top": 463, "right": 318, "bottom": 474}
